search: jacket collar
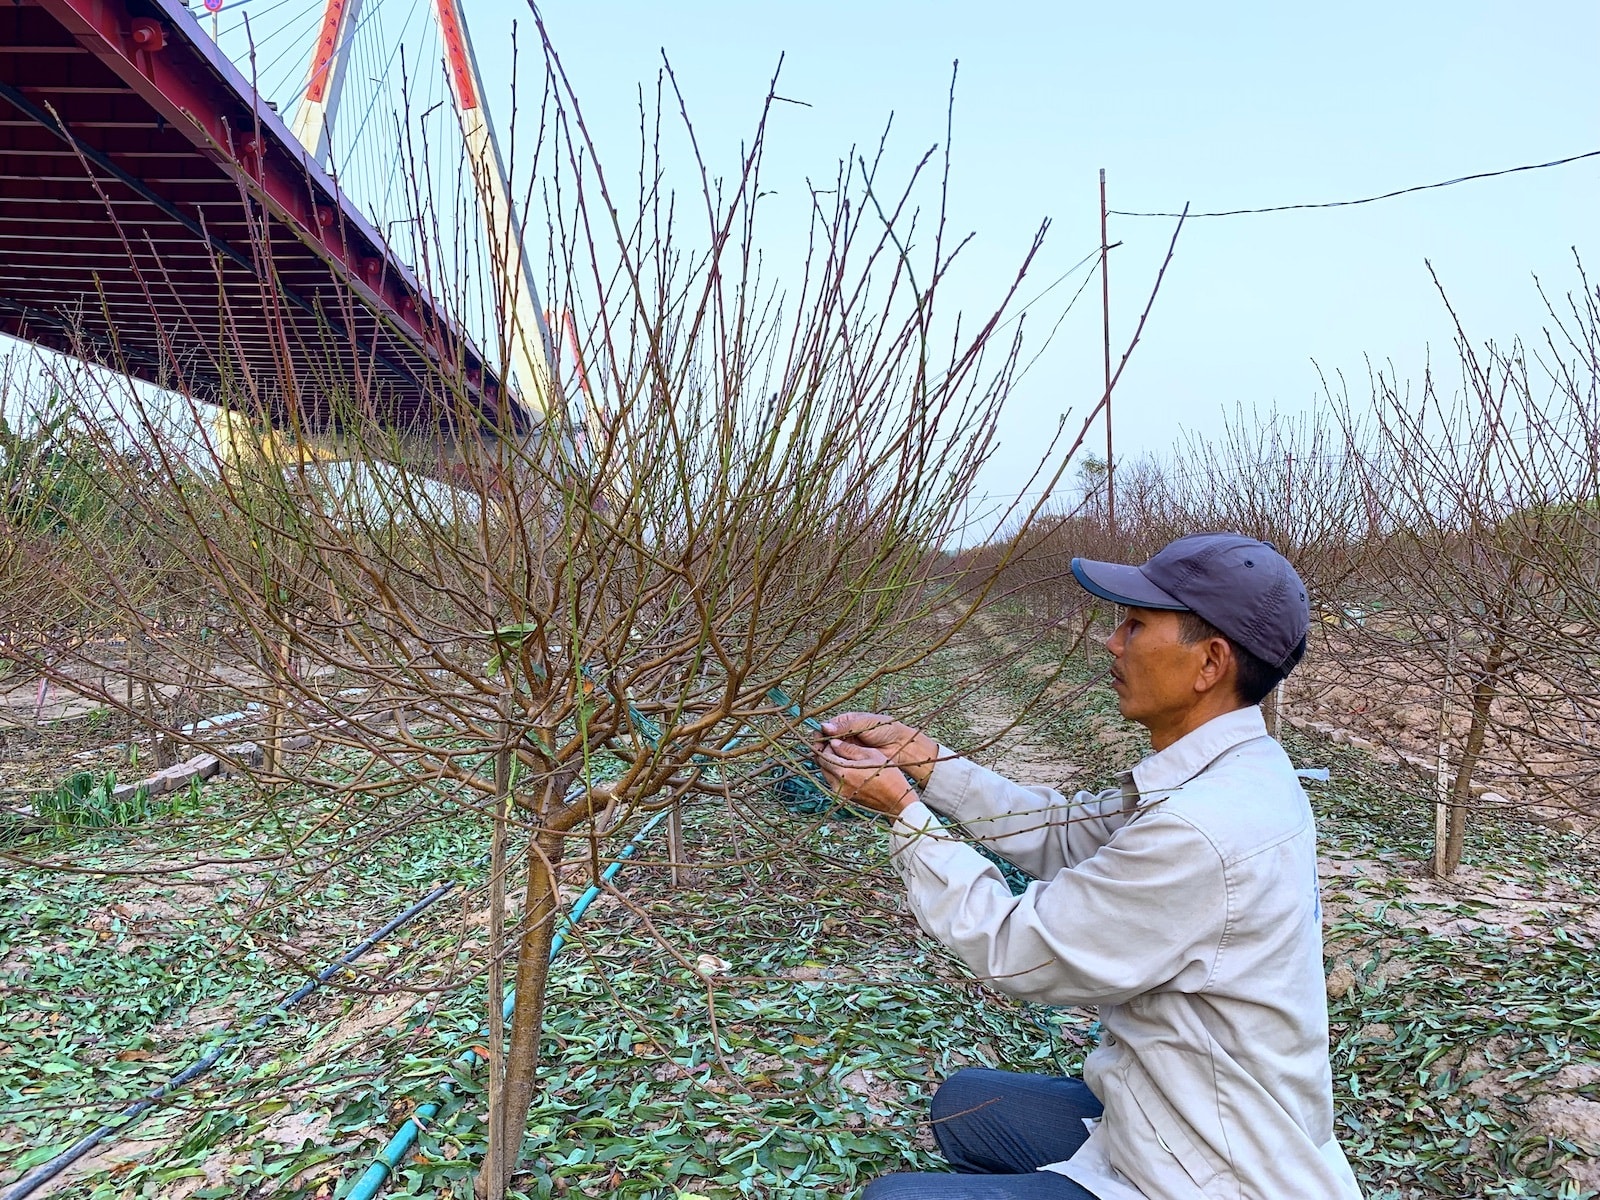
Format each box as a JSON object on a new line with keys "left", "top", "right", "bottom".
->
{"left": 1123, "top": 705, "right": 1269, "bottom": 806}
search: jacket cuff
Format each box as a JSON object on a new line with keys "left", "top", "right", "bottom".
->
{"left": 887, "top": 798, "right": 950, "bottom": 861}
{"left": 920, "top": 746, "right": 978, "bottom": 819}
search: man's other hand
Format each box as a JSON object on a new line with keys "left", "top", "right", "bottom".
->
{"left": 819, "top": 712, "right": 940, "bottom": 788}
{"left": 815, "top": 739, "right": 917, "bottom": 818}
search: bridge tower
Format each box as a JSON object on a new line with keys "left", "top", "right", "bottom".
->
{"left": 289, "top": 0, "right": 559, "bottom": 426}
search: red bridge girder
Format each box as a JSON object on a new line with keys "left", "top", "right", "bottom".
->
{"left": 0, "top": 0, "right": 516, "bottom": 436}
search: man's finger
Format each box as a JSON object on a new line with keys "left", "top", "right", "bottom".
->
{"left": 813, "top": 745, "right": 847, "bottom": 776}
{"left": 827, "top": 738, "right": 887, "bottom": 764}
{"left": 822, "top": 711, "right": 896, "bottom": 741}
{"left": 815, "top": 742, "right": 865, "bottom": 772}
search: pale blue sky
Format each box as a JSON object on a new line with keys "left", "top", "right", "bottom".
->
{"left": 495, "top": 1, "right": 1598, "bottom": 524}
{"left": 12, "top": 1, "right": 1595, "bottom": 534}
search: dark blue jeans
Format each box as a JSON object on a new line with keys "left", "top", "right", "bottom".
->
{"left": 863, "top": 1068, "right": 1104, "bottom": 1199}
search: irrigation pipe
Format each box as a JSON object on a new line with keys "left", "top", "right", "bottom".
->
{"left": 4, "top": 708, "right": 619, "bottom": 1197}
{"left": 343, "top": 695, "right": 844, "bottom": 1197}
{"left": 341, "top": 807, "right": 672, "bottom": 1200}
{"left": 10, "top": 688, "right": 811, "bottom": 1197}
{"left": 4, "top": 694, "right": 476, "bottom": 1195}
{"left": 0, "top": 877, "right": 467, "bottom": 1200}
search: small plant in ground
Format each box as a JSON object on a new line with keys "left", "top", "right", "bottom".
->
{"left": 1328, "top": 260, "right": 1600, "bottom": 875}
{"left": 29, "top": 769, "right": 149, "bottom": 835}
{"left": 5, "top": 766, "right": 208, "bottom": 848}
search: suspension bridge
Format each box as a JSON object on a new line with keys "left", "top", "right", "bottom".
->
{"left": 0, "top": 0, "right": 559, "bottom": 449}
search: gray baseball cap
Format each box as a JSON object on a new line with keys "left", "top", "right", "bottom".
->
{"left": 1070, "top": 533, "right": 1310, "bottom": 671}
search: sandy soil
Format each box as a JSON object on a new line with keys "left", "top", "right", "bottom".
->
{"left": 1286, "top": 625, "right": 1600, "bottom": 829}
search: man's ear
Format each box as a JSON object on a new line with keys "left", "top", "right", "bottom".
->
{"left": 1194, "top": 636, "right": 1235, "bottom": 696}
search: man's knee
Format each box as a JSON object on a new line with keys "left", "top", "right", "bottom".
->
{"left": 860, "top": 1174, "right": 922, "bottom": 1200}
{"left": 930, "top": 1067, "right": 998, "bottom": 1126}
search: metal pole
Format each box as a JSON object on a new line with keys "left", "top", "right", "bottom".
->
{"left": 1100, "top": 168, "right": 1114, "bottom": 539}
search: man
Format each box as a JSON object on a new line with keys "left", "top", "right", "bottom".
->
{"left": 816, "top": 533, "right": 1362, "bottom": 1200}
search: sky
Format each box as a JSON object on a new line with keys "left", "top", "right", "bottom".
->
{"left": 493, "top": 1, "right": 1598, "bottom": 528}
{"left": 8, "top": 1, "right": 1597, "bottom": 538}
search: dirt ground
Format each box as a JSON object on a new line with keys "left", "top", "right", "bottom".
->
{"left": 1286, "top": 624, "right": 1600, "bottom": 831}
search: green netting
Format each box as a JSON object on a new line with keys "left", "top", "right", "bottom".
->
{"left": 765, "top": 761, "right": 1032, "bottom": 895}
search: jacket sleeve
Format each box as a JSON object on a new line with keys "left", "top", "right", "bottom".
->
{"left": 887, "top": 800, "right": 1229, "bottom": 1007}
{"left": 920, "top": 750, "right": 1131, "bottom": 879}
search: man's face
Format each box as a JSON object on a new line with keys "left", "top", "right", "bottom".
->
{"left": 1104, "top": 607, "right": 1212, "bottom": 733}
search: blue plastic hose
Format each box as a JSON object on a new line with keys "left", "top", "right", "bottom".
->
{"left": 2, "top": 878, "right": 465, "bottom": 1200}
{"left": 341, "top": 808, "right": 670, "bottom": 1200}
{"left": 2, "top": 690, "right": 770, "bottom": 1198}
{"left": 343, "top": 701, "right": 826, "bottom": 1197}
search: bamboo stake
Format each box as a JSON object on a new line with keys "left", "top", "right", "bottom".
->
{"left": 667, "top": 798, "right": 684, "bottom": 889}
{"left": 483, "top": 719, "right": 511, "bottom": 1200}
{"left": 1263, "top": 680, "right": 1281, "bottom": 739}
{"left": 1432, "top": 627, "right": 1456, "bottom": 878}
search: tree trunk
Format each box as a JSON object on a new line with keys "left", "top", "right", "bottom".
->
{"left": 262, "top": 633, "right": 289, "bottom": 777}
{"left": 140, "top": 639, "right": 172, "bottom": 769}
{"left": 124, "top": 629, "right": 136, "bottom": 765}
{"left": 479, "top": 816, "right": 565, "bottom": 1196}
{"left": 1438, "top": 622, "right": 1508, "bottom": 877}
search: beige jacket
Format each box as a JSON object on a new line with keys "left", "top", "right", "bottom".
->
{"left": 888, "top": 705, "right": 1362, "bottom": 1200}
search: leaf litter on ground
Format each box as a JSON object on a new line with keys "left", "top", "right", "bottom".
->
{"left": 4, "top": 619, "right": 1599, "bottom": 1198}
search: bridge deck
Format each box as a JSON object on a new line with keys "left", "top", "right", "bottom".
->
{"left": 0, "top": 0, "right": 515, "bottom": 437}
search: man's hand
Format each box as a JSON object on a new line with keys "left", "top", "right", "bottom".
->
{"left": 819, "top": 712, "right": 941, "bottom": 789}
{"left": 814, "top": 738, "right": 917, "bottom": 818}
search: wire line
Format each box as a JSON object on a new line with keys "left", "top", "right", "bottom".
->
{"left": 1110, "top": 148, "right": 1600, "bottom": 219}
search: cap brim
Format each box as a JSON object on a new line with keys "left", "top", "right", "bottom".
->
{"left": 1070, "top": 558, "right": 1188, "bottom": 610}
